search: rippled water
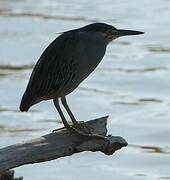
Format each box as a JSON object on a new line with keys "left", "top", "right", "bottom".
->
{"left": 0, "top": 0, "right": 170, "bottom": 179}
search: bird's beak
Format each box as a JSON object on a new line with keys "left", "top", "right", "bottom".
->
{"left": 116, "top": 29, "right": 144, "bottom": 37}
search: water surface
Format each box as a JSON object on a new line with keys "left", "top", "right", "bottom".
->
{"left": 0, "top": 0, "right": 170, "bottom": 179}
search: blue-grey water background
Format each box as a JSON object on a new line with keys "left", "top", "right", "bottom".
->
{"left": 0, "top": 0, "right": 170, "bottom": 179}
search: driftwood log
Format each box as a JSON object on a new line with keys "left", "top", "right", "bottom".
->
{"left": 0, "top": 116, "right": 127, "bottom": 178}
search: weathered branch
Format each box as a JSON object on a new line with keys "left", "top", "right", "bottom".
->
{"left": 0, "top": 116, "right": 127, "bottom": 173}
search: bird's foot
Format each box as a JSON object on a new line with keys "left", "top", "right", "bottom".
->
{"left": 52, "top": 126, "right": 66, "bottom": 132}
{"left": 52, "top": 121, "right": 93, "bottom": 134}
{"left": 52, "top": 122, "right": 107, "bottom": 141}
{"left": 70, "top": 122, "right": 107, "bottom": 141}
{"left": 52, "top": 122, "right": 71, "bottom": 132}
{"left": 73, "top": 121, "right": 94, "bottom": 134}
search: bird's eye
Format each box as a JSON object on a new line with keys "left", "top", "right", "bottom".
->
{"left": 106, "top": 30, "right": 113, "bottom": 34}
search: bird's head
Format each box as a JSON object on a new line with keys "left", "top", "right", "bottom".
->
{"left": 79, "top": 23, "right": 144, "bottom": 42}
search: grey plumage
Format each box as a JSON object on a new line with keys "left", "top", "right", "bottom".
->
{"left": 20, "top": 23, "right": 144, "bottom": 127}
{"left": 20, "top": 28, "right": 106, "bottom": 111}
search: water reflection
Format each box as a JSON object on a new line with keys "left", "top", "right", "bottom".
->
{"left": 40, "top": 118, "right": 62, "bottom": 124}
{"left": 0, "top": 106, "right": 39, "bottom": 112}
{"left": 99, "top": 67, "right": 169, "bottom": 73}
{"left": 79, "top": 87, "right": 114, "bottom": 95}
{"left": 138, "top": 98, "right": 163, "bottom": 103}
{"left": 147, "top": 46, "right": 170, "bottom": 53}
{"left": 0, "top": 124, "right": 44, "bottom": 134}
{"left": 130, "top": 144, "right": 170, "bottom": 154}
{"left": 0, "top": 64, "right": 33, "bottom": 77}
{"left": 159, "top": 177, "right": 170, "bottom": 179}
{"left": 112, "top": 98, "right": 163, "bottom": 106}
{"left": 0, "top": 64, "right": 33, "bottom": 71}
{"left": 136, "top": 174, "right": 147, "bottom": 177}
{"left": 0, "top": 10, "right": 97, "bottom": 22}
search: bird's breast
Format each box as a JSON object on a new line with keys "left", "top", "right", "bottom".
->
{"left": 73, "top": 34, "right": 107, "bottom": 83}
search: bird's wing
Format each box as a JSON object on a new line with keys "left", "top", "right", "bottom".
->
{"left": 21, "top": 31, "right": 78, "bottom": 108}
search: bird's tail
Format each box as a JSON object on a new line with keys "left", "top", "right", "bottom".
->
{"left": 19, "top": 91, "right": 34, "bottom": 112}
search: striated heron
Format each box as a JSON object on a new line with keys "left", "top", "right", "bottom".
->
{"left": 20, "top": 23, "right": 144, "bottom": 129}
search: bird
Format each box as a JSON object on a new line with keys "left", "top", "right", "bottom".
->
{"left": 20, "top": 23, "right": 144, "bottom": 130}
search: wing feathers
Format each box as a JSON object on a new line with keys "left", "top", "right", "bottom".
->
{"left": 20, "top": 31, "right": 78, "bottom": 111}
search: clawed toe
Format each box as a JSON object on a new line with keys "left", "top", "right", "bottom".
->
{"left": 73, "top": 121, "right": 94, "bottom": 134}
{"left": 52, "top": 126, "right": 66, "bottom": 132}
{"left": 52, "top": 121, "right": 106, "bottom": 141}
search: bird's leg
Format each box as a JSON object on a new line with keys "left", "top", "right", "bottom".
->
{"left": 53, "top": 99, "right": 106, "bottom": 141}
{"left": 61, "top": 96, "right": 78, "bottom": 125}
{"left": 61, "top": 96, "right": 94, "bottom": 134}
{"left": 53, "top": 99, "right": 70, "bottom": 129}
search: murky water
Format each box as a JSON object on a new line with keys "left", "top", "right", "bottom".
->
{"left": 0, "top": 0, "right": 170, "bottom": 179}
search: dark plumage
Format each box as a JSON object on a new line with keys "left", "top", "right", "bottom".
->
{"left": 20, "top": 23, "right": 144, "bottom": 127}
